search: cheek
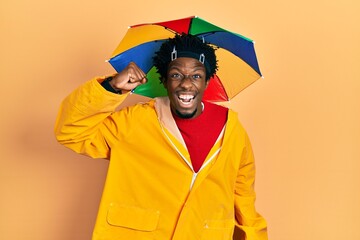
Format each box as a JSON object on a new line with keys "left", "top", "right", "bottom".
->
{"left": 164, "top": 81, "right": 176, "bottom": 93}
{"left": 196, "top": 81, "right": 208, "bottom": 90}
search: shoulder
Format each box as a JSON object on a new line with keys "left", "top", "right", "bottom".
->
{"left": 114, "top": 99, "right": 157, "bottom": 120}
{"left": 224, "top": 107, "right": 248, "bottom": 135}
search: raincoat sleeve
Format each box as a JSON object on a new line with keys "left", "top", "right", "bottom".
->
{"left": 234, "top": 132, "right": 268, "bottom": 240}
{"left": 54, "top": 77, "right": 129, "bottom": 159}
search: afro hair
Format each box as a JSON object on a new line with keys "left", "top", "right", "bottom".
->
{"left": 153, "top": 33, "right": 218, "bottom": 83}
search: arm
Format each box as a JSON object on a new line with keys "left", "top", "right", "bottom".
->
{"left": 54, "top": 77, "right": 128, "bottom": 158}
{"left": 54, "top": 62, "right": 147, "bottom": 158}
{"left": 234, "top": 133, "right": 268, "bottom": 240}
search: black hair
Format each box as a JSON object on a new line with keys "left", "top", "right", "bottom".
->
{"left": 153, "top": 33, "right": 218, "bottom": 83}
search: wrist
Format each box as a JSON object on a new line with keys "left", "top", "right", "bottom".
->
{"left": 102, "top": 76, "right": 122, "bottom": 94}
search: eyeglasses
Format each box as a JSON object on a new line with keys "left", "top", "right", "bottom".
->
{"left": 167, "top": 72, "right": 204, "bottom": 82}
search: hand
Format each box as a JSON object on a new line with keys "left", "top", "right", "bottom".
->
{"left": 110, "top": 62, "right": 147, "bottom": 92}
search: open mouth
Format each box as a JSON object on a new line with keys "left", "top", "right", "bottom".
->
{"left": 178, "top": 94, "right": 195, "bottom": 105}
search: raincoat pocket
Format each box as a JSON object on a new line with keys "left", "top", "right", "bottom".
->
{"left": 201, "top": 219, "right": 235, "bottom": 240}
{"left": 106, "top": 203, "right": 160, "bottom": 232}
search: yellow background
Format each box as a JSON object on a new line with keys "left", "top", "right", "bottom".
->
{"left": 1, "top": 0, "right": 359, "bottom": 239}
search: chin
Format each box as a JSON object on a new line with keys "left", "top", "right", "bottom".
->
{"left": 175, "top": 108, "right": 198, "bottom": 119}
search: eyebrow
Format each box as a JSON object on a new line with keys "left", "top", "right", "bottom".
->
{"left": 168, "top": 65, "right": 205, "bottom": 72}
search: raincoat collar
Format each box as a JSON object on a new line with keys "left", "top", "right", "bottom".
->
{"left": 154, "top": 96, "right": 187, "bottom": 148}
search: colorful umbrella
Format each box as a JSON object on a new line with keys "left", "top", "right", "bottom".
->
{"left": 108, "top": 16, "right": 262, "bottom": 102}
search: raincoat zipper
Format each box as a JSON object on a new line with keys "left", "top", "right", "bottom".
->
{"left": 161, "top": 125, "right": 222, "bottom": 190}
{"left": 189, "top": 147, "right": 221, "bottom": 189}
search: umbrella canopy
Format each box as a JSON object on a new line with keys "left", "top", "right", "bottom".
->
{"left": 108, "top": 16, "right": 262, "bottom": 102}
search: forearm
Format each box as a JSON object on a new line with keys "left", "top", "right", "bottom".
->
{"left": 54, "top": 77, "right": 128, "bottom": 158}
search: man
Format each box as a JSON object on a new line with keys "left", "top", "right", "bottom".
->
{"left": 55, "top": 34, "right": 268, "bottom": 240}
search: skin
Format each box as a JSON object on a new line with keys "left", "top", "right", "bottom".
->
{"left": 164, "top": 57, "right": 208, "bottom": 118}
{"left": 109, "top": 62, "right": 147, "bottom": 93}
{"left": 110, "top": 57, "right": 208, "bottom": 119}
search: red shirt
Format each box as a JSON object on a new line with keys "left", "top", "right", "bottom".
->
{"left": 173, "top": 101, "right": 228, "bottom": 172}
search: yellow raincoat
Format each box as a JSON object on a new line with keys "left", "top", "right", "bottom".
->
{"left": 55, "top": 77, "right": 268, "bottom": 240}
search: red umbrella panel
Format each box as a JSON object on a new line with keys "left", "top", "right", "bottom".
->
{"left": 108, "top": 16, "right": 262, "bottom": 102}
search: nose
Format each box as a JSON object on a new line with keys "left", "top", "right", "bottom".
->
{"left": 179, "top": 75, "right": 193, "bottom": 88}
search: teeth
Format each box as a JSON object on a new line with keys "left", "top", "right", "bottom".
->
{"left": 178, "top": 95, "right": 194, "bottom": 103}
{"left": 179, "top": 94, "right": 194, "bottom": 100}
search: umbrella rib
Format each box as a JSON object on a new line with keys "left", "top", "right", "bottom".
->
{"left": 197, "top": 32, "right": 216, "bottom": 37}
{"left": 163, "top": 27, "right": 178, "bottom": 35}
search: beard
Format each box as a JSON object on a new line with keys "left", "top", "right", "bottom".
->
{"left": 174, "top": 108, "right": 198, "bottom": 119}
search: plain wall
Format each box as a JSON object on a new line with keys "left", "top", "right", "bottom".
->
{"left": 1, "top": 0, "right": 359, "bottom": 239}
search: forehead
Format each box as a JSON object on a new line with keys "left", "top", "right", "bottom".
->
{"left": 168, "top": 57, "right": 205, "bottom": 71}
